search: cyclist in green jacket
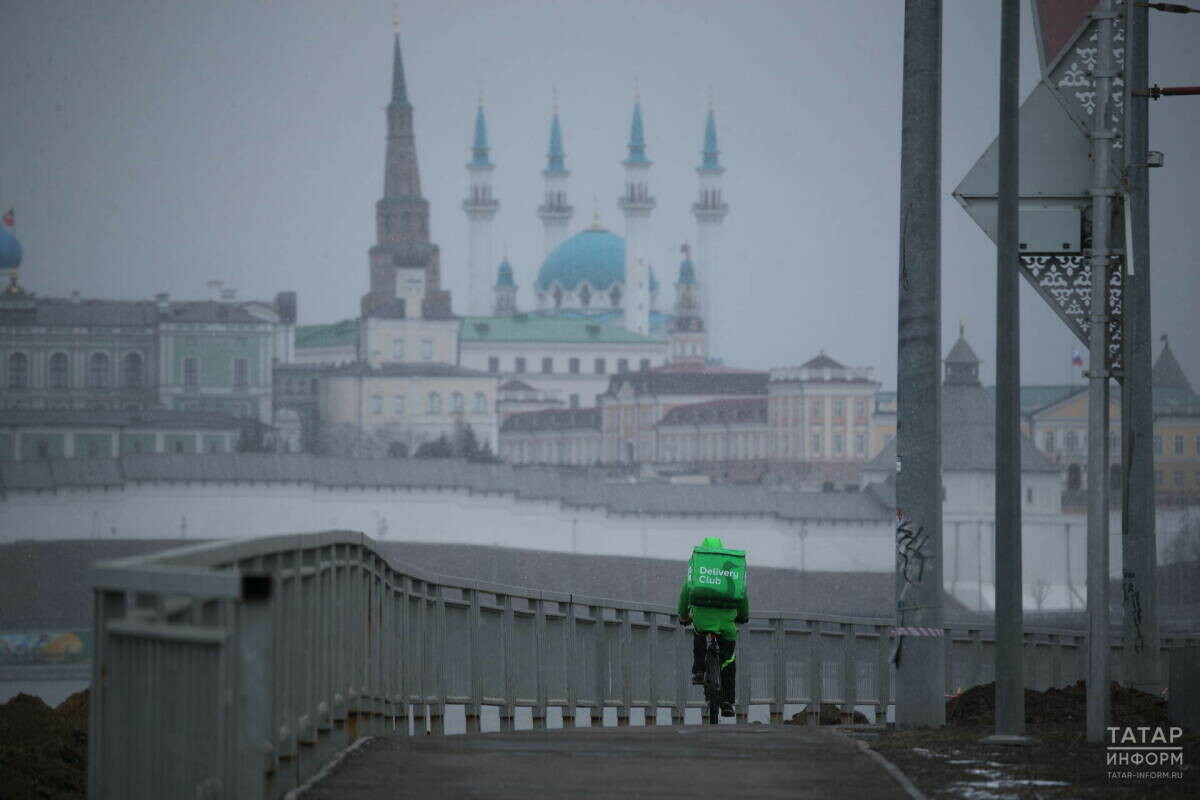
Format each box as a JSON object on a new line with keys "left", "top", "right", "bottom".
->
{"left": 677, "top": 537, "right": 749, "bottom": 717}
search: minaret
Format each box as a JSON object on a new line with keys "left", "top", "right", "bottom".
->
{"left": 362, "top": 30, "right": 443, "bottom": 318}
{"left": 463, "top": 101, "right": 498, "bottom": 316}
{"left": 617, "top": 96, "right": 654, "bottom": 336}
{"left": 692, "top": 105, "right": 728, "bottom": 356}
{"left": 537, "top": 102, "right": 573, "bottom": 257}
{"left": 669, "top": 243, "right": 706, "bottom": 364}
{"left": 493, "top": 257, "right": 517, "bottom": 316}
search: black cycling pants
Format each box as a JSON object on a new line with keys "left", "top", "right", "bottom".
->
{"left": 692, "top": 632, "right": 736, "bottom": 706}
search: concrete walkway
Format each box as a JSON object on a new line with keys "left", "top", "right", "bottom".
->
{"left": 300, "top": 725, "right": 909, "bottom": 799}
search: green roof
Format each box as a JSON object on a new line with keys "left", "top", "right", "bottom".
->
{"left": 296, "top": 319, "right": 359, "bottom": 349}
{"left": 984, "top": 384, "right": 1083, "bottom": 416}
{"left": 985, "top": 383, "right": 1200, "bottom": 418}
{"left": 460, "top": 314, "right": 662, "bottom": 345}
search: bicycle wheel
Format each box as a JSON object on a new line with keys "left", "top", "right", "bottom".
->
{"left": 704, "top": 643, "right": 721, "bottom": 725}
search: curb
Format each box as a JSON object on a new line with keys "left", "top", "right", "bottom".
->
{"left": 838, "top": 732, "right": 929, "bottom": 800}
{"left": 285, "top": 735, "right": 376, "bottom": 799}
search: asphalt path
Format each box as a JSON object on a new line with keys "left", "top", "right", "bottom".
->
{"left": 300, "top": 724, "right": 909, "bottom": 799}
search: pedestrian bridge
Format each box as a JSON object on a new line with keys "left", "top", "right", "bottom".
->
{"left": 87, "top": 531, "right": 1191, "bottom": 799}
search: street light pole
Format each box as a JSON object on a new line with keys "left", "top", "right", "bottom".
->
{"left": 993, "top": 0, "right": 1025, "bottom": 740}
{"left": 1122, "top": 0, "right": 1160, "bottom": 698}
{"left": 894, "top": 0, "right": 945, "bottom": 729}
{"left": 1086, "top": 0, "right": 1117, "bottom": 744}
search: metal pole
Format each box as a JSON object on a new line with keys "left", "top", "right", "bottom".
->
{"left": 894, "top": 0, "right": 944, "bottom": 729}
{"left": 993, "top": 0, "right": 1024, "bottom": 740}
{"left": 1087, "top": 0, "right": 1116, "bottom": 744}
{"left": 1123, "top": 0, "right": 1160, "bottom": 698}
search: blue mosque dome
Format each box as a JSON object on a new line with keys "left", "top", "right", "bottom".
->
{"left": 0, "top": 223, "right": 22, "bottom": 270}
{"left": 536, "top": 227, "right": 626, "bottom": 292}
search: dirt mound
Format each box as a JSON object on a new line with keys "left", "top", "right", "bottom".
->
{"left": 56, "top": 688, "right": 90, "bottom": 734}
{"left": 0, "top": 692, "right": 87, "bottom": 800}
{"left": 785, "top": 702, "right": 871, "bottom": 725}
{"left": 946, "top": 679, "right": 1167, "bottom": 727}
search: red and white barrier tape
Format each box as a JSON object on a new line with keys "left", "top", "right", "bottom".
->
{"left": 891, "top": 627, "right": 944, "bottom": 637}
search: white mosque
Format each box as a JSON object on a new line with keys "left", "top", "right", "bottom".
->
{"left": 296, "top": 33, "right": 739, "bottom": 427}
{"left": 460, "top": 96, "right": 730, "bottom": 363}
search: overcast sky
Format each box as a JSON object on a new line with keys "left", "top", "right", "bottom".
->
{"left": 2, "top": 0, "right": 1197, "bottom": 391}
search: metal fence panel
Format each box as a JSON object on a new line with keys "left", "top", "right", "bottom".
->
{"left": 87, "top": 530, "right": 1200, "bottom": 799}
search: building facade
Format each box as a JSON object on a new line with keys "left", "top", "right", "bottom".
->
{"left": 862, "top": 331, "right": 1063, "bottom": 518}
{"left": 459, "top": 314, "right": 668, "bottom": 410}
{"left": 0, "top": 409, "right": 247, "bottom": 460}
{"left": 318, "top": 362, "right": 498, "bottom": 457}
{"left": 1020, "top": 336, "right": 1200, "bottom": 506}
{"left": 768, "top": 354, "right": 882, "bottom": 483}
{"left": 0, "top": 215, "right": 293, "bottom": 428}
{"left": 497, "top": 407, "right": 601, "bottom": 466}
{"left": 499, "top": 355, "right": 894, "bottom": 483}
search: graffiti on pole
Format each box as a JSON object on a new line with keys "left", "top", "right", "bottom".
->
{"left": 1123, "top": 570, "right": 1146, "bottom": 654}
{"left": 896, "top": 513, "right": 931, "bottom": 587}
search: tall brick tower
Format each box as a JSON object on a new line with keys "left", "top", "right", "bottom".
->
{"left": 362, "top": 33, "right": 447, "bottom": 318}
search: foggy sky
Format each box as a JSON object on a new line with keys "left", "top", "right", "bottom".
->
{"left": 2, "top": 0, "right": 1197, "bottom": 391}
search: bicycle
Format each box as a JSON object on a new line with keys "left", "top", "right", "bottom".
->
{"left": 701, "top": 630, "right": 723, "bottom": 725}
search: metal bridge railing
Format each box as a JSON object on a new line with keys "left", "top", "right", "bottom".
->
{"left": 87, "top": 530, "right": 1198, "bottom": 799}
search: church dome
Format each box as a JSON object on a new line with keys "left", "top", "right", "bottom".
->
{"left": 536, "top": 227, "right": 625, "bottom": 292}
{"left": 0, "top": 224, "right": 22, "bottom": 270}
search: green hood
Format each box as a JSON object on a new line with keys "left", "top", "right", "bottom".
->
{"left": 701, "top": 537, "right": 724, "bottom": 549}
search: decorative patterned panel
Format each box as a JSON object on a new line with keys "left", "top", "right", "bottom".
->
{"left": 1020, "top": 254, "right": 1123, "bottom": 377}
{"left": 1048, "top": 10, "right": 1126, "bottom": 151}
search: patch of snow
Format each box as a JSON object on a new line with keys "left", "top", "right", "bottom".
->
{"left": 949, "top": 787, "right": 1007, "bottom": 800}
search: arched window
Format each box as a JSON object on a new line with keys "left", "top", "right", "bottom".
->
{"left": 88, "top": 353, "right": 110, "bottom": 389}
{"left": 1067, "top": 463, "right": 1082, "bottom": 490}
{"left": 122, "top": 352, "right": 143, "bottom": 389}
{"left": 579, "top": 284, "right": 592, "bottom": 308}
{"left": 7, "top": 352, "right": 29, "bottom": 389}
{"left": 473, "top": 392, "right": 487, "bottom": 413}
{"left": 451, "top": 392, "right": 463, "bottom": 413}
{"left": 553, "top": 285, "right": 563, "bottom": 309}
{"left": 49, "top": 352, "right": 69, "bottom": 389}
{"left": 609, "top": 285, "right": 622, "bottom": 307}
{"left": 427, "top": 392, "right": 441, "bottom": 414}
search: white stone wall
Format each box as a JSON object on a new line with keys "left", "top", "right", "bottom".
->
{"left": 0, "top": 481, "right": 891, "bottom": 575}
{"left": 4, "top": 480, "right": 1187, "bottom": 613}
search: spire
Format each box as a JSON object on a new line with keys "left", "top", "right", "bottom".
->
{"left": 364, "top": 29, "right": 440, "bottom": 318}
{"left": 471, "top": 103, "right": 492, "bottom": 167}
{"left": 495, "top": 258, "right": 515, "bottom": 288}
{"left": 677, "top": 243, "right": 696, "bottom": 286}
{"left": 701, "top": 107, "right": 720, "bottom": 169}
{"left": 944, "top": 329, "right": 981, "bottom": 386}
{"left": 625, "top": 100, "right": 649, "bottom": 165}
{"left": 0, "top": 209, "right": 21, "bottom": 270}
{"left": 1154, "top": 334, "right": 1196, "bottom": 396}
{"left": 391, "top": 33, "right": 409, "bottom": 105}
{"left": 546, "top": 110, "right": 566, "bottom": 174}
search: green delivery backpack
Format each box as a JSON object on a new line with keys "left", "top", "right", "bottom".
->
{"left": 686, "top": 542, "right": 747, "bottom": 609}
